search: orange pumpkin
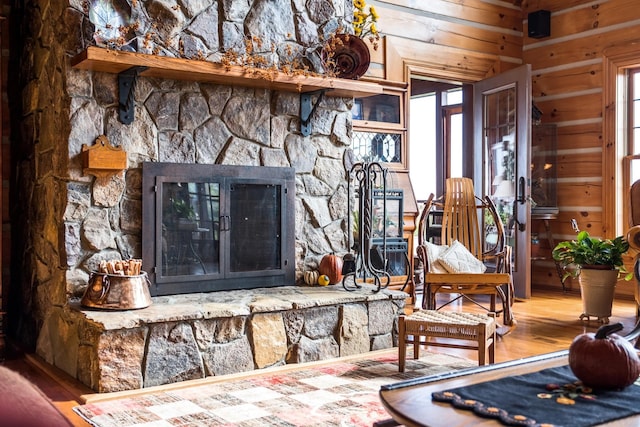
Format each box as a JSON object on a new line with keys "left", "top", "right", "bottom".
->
{"left": 319, "top": 253, "right": 343, "bottom": 285}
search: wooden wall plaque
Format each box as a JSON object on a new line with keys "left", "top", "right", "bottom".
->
{"left": 81, "top": 135, "right": 127, "bottom": 180}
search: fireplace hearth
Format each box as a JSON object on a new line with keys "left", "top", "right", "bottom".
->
{"left": 142, "top": 163, "right": 296, "bottom": 296}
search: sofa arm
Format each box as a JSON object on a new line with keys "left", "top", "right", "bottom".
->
{"left": 0, "top": 365, "right": 73, "bottom": 426}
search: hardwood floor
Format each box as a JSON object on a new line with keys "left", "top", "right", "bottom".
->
{"left": 428, "top": 288, "right": 638, "bottom": 363}
{"left": 0, "top": 288, "right": 637, "bottom": 426}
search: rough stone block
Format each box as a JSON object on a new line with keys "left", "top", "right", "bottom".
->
{"left": 202, "top": 335, "right": 254, "bottom": 376}
{"left": 36, "top": 308, "right": 80, "bottom": 378}
{"left": 97, "top": 328, "right": 147, "bottom": 392}
{"left": 283, "top": 310, "right": 304, "bottom": 345}
{"left": 371, "top": 333, "right": 393, "bottom": 351}
{"left": 368, "top": 300, "right": 397, "bottom": 336}
{"left": 250, "top": 312, "right": 288, "bottom": 368}
{"left": 339, "top": 303, "right": 370, "bottom": 356}
{"left": 144, "top": 322, "right": 205, "bottom": 388}
{"left": 289, "top": 335, "right": 339, "bottom": 363}
{"left": 302, "top": 306, "right": 338, "bottom": 339}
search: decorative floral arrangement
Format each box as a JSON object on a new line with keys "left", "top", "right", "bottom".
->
{"left": 352, "top": 0, "right": 380, "bottom": 49}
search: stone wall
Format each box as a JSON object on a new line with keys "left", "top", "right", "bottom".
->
{"left": 64, "top": 74, "right": 353, "bottom": 295}
{"left": 10, "top": 0, "right": 375, "bottom": 385}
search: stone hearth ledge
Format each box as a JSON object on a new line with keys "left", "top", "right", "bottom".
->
{"left": 71, "top": 284, "right": 407, "bottom": 329}
{"left": 54, "top": 284, "right": 407, "bottom": 393}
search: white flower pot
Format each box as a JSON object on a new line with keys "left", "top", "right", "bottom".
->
{"left": 578, "top": 267, "right": 618, "bottom": 323}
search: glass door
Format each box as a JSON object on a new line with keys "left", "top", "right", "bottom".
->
{"left": 474, "top": 65, "right": 532, "bottom": 299}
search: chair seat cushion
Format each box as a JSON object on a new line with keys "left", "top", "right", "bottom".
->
{"left": 438, "top": 240, "right": 487, "bottom": 274}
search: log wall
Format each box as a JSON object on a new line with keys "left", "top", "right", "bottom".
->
{"left": 371, "top": 0, "right": 524, "bottom": 81}
{"left": 371, "top": 0, "right": 639, "bottom": 295}
{"left": 523, "top": 0, "right": 640, "bottom": 294}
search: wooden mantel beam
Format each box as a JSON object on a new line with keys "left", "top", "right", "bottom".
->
{"left": 71, "top": 47, "right": 384, "bottom": 99}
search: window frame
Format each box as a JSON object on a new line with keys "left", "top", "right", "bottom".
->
{"left": 352, "top": 85, "right": 408, "bottom": 170}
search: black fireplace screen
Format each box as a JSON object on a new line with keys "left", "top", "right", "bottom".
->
{"left": 229, "top": 183, "right": 281, "bottom": 272}
{"left": 142, "top": 163, "right": 295, "bottom": 296}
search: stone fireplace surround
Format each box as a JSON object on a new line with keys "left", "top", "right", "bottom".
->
{"left": 35, "top": 73, "right": 408, "bottom": 393}
{"left": 12, "top": 0, "right": 410, "bottom": 393}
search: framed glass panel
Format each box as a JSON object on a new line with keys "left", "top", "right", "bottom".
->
{"left": 160, "top": 181, "right": 220, "bottom": 278}
{"left": 351, "top": 131, "right": 402, "bottom": 164}
{"left": 229, "top": 183, "right": 282, "bottom": 272}
{"left": 353, "top": 94, "right": 401, "bottom": 124}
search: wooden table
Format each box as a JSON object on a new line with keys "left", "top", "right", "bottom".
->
{"left": 379, "top": 350, "right": 640, "bottom": 426}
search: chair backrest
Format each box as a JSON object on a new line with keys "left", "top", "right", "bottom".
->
{"left": 441, "top": 177, "right": 483, "bottom": 259}
{"left": 417, "top": 178, "right": 506, "bottom": 259}
{"left": 631, "top": 179, "right": 640, "bottom": 227}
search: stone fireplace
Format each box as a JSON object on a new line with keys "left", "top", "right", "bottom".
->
{"left": 9, "top": 1, "right": 406, "bottom": 392}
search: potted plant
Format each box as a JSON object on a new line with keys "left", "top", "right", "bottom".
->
{"left": 171, "top": 198, "right": 197, "bottom": 230}
{"left": 552, "top": 230, "right": 632, "bottom": 322}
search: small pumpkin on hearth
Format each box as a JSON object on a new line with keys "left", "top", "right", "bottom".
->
{"left": 304, "top": 270, "right": 319, "bottom": 286}
{"left": 568, "top": 323, "right": 640, "bottom": 389}
{"left": 317, "top": 274, "right": 330, "bottom": 286}
{"left": 319, "top": 253, "right": 343, "bottom": 285}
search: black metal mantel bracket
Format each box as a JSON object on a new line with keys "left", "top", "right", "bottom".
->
{"left": 118, "top": 66, "right": 148, "bottom": 124}
{"left": 300, "top": 90, "right": 326, "bottom": 137}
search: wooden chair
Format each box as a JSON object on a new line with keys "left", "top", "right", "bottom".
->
{"left": 629, "top": 179, "right": 640, "bottom": 317}
{"left": 416, "top": 177, "right": 515, "bottom": 327}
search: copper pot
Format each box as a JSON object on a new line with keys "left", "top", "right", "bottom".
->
{"left": 81, "top": 272, "right": 152, "bottom": 310}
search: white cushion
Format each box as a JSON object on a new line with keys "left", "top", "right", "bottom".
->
{"left": 438, "top": 240, "right": 487, "bottom": 274}
{"left": 424, "top": 242, "right": 449, "bottom": 273}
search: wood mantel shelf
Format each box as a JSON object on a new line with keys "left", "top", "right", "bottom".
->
{"left": 71, "top": 47, "right": 384, "bottom": 98}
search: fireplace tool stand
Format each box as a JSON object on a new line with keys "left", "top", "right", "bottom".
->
{"left": 342, "top": 162, "right": 391, "bottom": 293}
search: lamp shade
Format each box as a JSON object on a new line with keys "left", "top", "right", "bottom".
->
{"left": 493, "top": 180, "right": 515, "bottom": 198}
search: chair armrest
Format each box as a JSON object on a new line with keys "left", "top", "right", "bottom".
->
{"left": 416, "top": 244, "right": 432, "bottom": 273}
{"left": 483, "top": 245, "right": 512, "bottom": 276}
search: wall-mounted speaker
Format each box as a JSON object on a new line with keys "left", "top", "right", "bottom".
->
{"left": 528, "top": 10, "right": 551, "bottom": 39}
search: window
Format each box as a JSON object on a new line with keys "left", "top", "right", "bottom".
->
{"left": 351, "top": 90, "right": 406, "bottom": 168}
{"left": 409, "top": 93, "right": 436, "bottom": 201}
{"left": 604, "top": 48, "right": 640, "bottom": 236}
{"left": 408, "top": 79, "right": 465, "bottom": 203}
{"left": 628, "top": 68, "right": 640, "bottom": 184}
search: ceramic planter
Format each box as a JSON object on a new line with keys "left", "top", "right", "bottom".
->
{"left": 578, "top": 267, "right": 618, "bottom": 323}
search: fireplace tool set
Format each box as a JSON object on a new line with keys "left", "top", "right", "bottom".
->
{"left": 342, "top": 162, "right": 392, "bottom": 292}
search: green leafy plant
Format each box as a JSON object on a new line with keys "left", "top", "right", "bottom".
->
{"left": 552, "top": 231, "right": 632, "bottom": 282}
{"left": 172, "top": 198, "right": 195, "bottom": 220}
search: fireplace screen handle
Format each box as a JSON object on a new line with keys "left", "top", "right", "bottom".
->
{"left": 220, "top": 215, "right": 230, "bottom": 231}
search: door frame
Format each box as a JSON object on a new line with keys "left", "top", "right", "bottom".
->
{"left": 473, "top": 64, "right": 532, "bottom": 299}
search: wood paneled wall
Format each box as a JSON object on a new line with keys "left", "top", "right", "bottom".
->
{"left": 369, "top": 0, "right": 524, "bottom": 81}
{"left": 371, "top": 0, "right": 639, "bottom": 294}
{"left": 523, "top": 0, "right": 640, "bottom": 293}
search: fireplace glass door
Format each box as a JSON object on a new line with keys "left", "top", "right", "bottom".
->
{"left": 161, "top": 181, "right": 220, "bottom": 277}
{"left": 143, "top": 163, "right": 295, "bottom": 296}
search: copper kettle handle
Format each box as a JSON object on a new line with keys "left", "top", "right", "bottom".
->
{"left": 89, "top": 273, "right": 110, "bottom": 303}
